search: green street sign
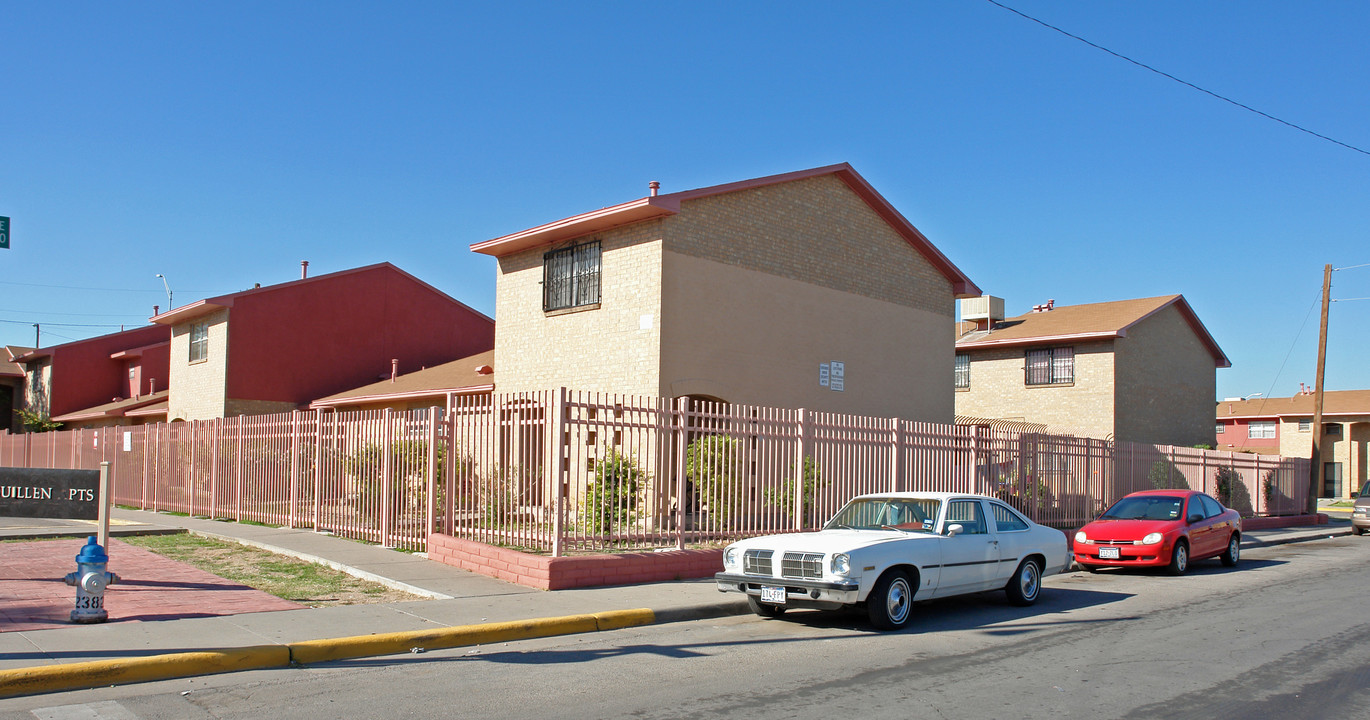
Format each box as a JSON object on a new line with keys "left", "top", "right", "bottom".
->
{"left": 0, "top": 216, "right": 9, "bottom": 249}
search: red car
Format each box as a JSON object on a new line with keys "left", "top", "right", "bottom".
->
{"left": 1073, "top": 489, "right": 1241, "bottom": 575}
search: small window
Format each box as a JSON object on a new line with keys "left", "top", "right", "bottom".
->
{"left": 189, "top": 322, "right": 209, "bottom": 363}
{"left": 954, "top": 354, "right": 970, "bottom": 389}
{"left": 1325, "top": 423, "right": 1342, "bottom": 436}
{"left": 1298, "top": 420, "right": 1312, "bottom": 432}
{"left": 1025, "top": 347, "right": 1074, "bottom": 386}
{"left": 1216, "top": 424, "right": 1225, "bottom": 435}
{"left": 543, "top": 241, "right": 601, "bottom": 312}
{"left": 1247, "top": 421, "right": 1276, "bottom": 440}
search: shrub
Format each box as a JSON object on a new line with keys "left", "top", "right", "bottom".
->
{"left": 580, "top": 449, "right": 648, "bottom": 534}
{"left": 686, "top": 435, "right": 741, "bottom": 526}
{"left": 763, "top": 455, "right": 825, "bottom": 528}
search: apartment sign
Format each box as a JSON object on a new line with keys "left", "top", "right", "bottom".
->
{"left": 829, "top": 361, "right": 845, "bottom": 392}
{"left": 0, "top": 468, "right": 100, "bottom": 519}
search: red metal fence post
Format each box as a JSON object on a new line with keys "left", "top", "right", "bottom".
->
{"left": 380, "top": 408, "right": 394, "bottom": 547}
{"left": 288, "top": 410, "right": 301, "bottom": 529}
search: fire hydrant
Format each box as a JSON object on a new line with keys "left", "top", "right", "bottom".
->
{"left": 63, "top": 536, "right": 119, "bottom": 623}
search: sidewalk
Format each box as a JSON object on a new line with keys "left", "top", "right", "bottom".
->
{"left": 0, "top": 507, "right": 1355, "bottom": 696}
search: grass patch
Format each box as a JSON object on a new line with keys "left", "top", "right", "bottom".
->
{"left": 123, "top": 533, "right": 421, "bottom": 607}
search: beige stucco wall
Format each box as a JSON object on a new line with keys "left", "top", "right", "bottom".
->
{"left": 1112, "top": 304, "right": 1219, "bottom": 447}
{"left": 493, "top": 221, "right": 664, "bottom": 396}
{"left": 167, "top": 309, "right": 230, "bottom": 421}
{"left": 955, "top": 341, "right": 1117, "bottom": 438}
{"left": 24, "top": 359, "right": 52, "bottom": 416}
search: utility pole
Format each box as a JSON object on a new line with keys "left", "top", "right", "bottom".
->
{"left": 1308, "top": 263, "right": 1331, "bottom": 513}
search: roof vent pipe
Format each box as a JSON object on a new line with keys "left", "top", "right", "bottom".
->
{"left": 153, "top": 305, "right": 159, "bottom": 317}
{"left": 301, "top": 261, "right": 309, "bottom": 279}
{"left": 391, "top": 358, "right": 399, "bottom": 383}
{"left": 649, "top": 181, "right": 660, "bottom": 197}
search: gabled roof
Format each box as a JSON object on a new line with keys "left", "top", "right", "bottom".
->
{"left": 1218, "top": 390, "right": 1370, "bottom": 420}
{"left": 51, "top": 390, "right": 170, "bottom": 423}
{"left": 2, "top": 346, "right": 33, "bottom": 378}
{"left": 149, "top": 262, "right": 491, "bottom": 326}
{"left": 310, "top": 350, "right": 495, "bottom": 409}
{"left": 956, "top": 295, "right": 1231, "bottom": 368}
{"left": 471, "top": 163, "right": 980, "bottom": 297}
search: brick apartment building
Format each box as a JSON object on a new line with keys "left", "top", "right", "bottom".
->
{"left": 1218, "top": 389, "right": 1370, "bottom": 498}
{"left": 955, "top": 294, "right": 1229, "bottom": 447}
{"left": 472, "top": 163, "right": 980, "bottom": 422}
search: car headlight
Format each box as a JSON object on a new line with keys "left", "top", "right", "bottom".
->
{"left": 723, "top": 546, "right": 739, "bottom": 570}
{"left": 1141, "top": 532, "right": 1163, "bottom": 545}
{"left": 1074, "top": 531, "right": 1089, "bottom": 544}
{"left": 830, "top": 553, "right": 850, "bottom": 576}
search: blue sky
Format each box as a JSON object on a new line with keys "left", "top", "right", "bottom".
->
{"left": 2, "top": 1, "right": 1367, "bottom": 401}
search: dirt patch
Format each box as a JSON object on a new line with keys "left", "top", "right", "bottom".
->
{"left": 124, "top": 533, "right": 422, "bottom": 607}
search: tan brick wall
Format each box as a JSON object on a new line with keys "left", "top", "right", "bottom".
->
{"left": 661, "top": 252, "right": 953, "bottom": 421}
{"left": 665, "top": 174, "right": 954, "bottom": 316}
{"left": 167, "top": 309, "right": 230, "bottom": 421}
{"left": 955, "top": 341, "right": 1117, "bottom": 438}
{"left": 1113, "top": 304, "right": 1219, "bottom": 447}
{"left": 493, "top": 222, "right": 664, "bottom": 395}
{"left": 225, "top": 398, "right": 300, "bottom": 416}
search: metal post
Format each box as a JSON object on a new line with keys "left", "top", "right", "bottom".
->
{"left": 288, "top": 410, "right": 301, "bottom": 528}
{"left": 381, "top": 408, "right": 394, "bottom": 547}
{"left": 794, "top": 409, "right": 808, "bottom": 530}
{"left": 675, "top": 395, "right": 690, "bottom": 550}
{"left": 425, "top": 406, "right": 439, "bottom": 542}
{"left": 551, "top": 388, "right": 568, "bottom": 557}
{"left": 313, "top": 409, "right": 324, "bottom": 531}
{"left": 97, "top": 461, "right": 113, "bottom": 550}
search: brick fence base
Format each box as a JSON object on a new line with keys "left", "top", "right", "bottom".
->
{"left": 427, "top": 533, "right": 723, "bottom": 590}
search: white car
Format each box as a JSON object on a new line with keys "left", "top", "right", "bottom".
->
{"left": 715, "top": 492, "right": 1071, "bottom": 630}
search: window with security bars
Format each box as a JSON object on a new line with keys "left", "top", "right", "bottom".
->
{"left": 954, "top": 353, "right": 970, "bottom": 389}
{"left": 1025, "top": 347, "right": 1073, "bottom": 385}
{"left": 543, "top": 242, "right": 601, "bottom": 312}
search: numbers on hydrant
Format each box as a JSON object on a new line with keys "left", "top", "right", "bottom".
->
{"left": 63, "top": 536, "right": 119, "bottom": 624}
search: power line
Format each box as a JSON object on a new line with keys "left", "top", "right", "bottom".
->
{"left": 0, "top": 280, "right": 217, "bottom": 294}
{"left": 985, "top": 0, "right": 1370, "bottom": 156}
{"left": 0, "top": 318, "right": 129, "bottom": 329}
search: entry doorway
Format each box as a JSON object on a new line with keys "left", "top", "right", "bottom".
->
{"left": 1323, "top": 462, "right": 1344, "bottom": 498}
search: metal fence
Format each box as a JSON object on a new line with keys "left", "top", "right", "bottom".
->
{"left": 0, "top": 389, "right": 1311, "bottom": 555}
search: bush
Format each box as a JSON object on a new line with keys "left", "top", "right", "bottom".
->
{"left": 763, "top": 455, "right": 825, "bottom": 528}
{"left": 344, "top": 439, "right": 447, "bottom": 509}
{"left": 686, "top": 435, "right": 741, "bottom": 526}
{"left": 580, "top": 449, "right": 648, "bottom": 534}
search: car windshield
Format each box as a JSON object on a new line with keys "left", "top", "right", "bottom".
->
{"left": 1100, "top": 495, "right": 1184, "bottom": 521}
{"left": 824, "top": 498, "right": 940, "bottom": 532}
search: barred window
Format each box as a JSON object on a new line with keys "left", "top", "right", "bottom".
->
{"left": 543, "top": 242, "right": 601, "bottom": 312}
{"left": 189, "top": 322, "right": 209, "bottom": 363}
{"left": 954, "top": 353, "right": 970, "bottom": 389}
{"left": 1025, "top": 347, "right": 1073, "bottom": 386}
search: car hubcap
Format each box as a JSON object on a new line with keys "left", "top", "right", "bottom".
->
{"left": 1021, "top": 563, "right": 1040, "bottom": 600}
{"left": 887, "top": 578, "right": 911, "bottom": 624}
{"left": 1230, "top": 538, "right": 1239, "bottom": 561}
{"left": 1177, "top": 546, "right": 1187, "bottom": 571}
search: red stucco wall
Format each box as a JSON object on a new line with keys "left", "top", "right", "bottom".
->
{"left": 45, "top": 326, "right": 169, "bottom": 418}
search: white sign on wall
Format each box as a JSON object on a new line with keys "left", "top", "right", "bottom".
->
{"left": 829, "top": 361, "right": 845, "bottom": 392}
{"left": 819, "top": 364, "right": 830, "bottom": 387}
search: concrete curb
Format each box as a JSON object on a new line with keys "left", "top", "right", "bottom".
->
{"left": 1241, "top": 526, "right": 1353, "bottom": 549}
{"left": 0, "top": 605, "right": 741, "bottom": 699}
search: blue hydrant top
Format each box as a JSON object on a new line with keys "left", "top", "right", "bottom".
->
{"left": 75, "top": 536, "right": 108, "bottom": 565}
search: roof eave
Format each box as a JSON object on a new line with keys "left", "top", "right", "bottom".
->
{"left": 956, "top": 330, "right": 1121, "bottom": 350}
{"left": 310, "top": 383, "right": 495, "bottom": 409}
{"left": 150, "top": 300, "right": 231, "bottom": 326}
{"left": 471, "top": 198, "right": 680, "bottom": 257}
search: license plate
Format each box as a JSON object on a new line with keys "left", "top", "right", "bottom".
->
{"left": 760, "top": 586, "right": 786, "bottom": 604}
{"left": 1098, "top": 546, "right": 1120, "bottom": 560}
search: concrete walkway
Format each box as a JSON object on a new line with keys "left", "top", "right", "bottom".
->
{"left": 0, "top": 506, "right": 1356, "bottom": 698}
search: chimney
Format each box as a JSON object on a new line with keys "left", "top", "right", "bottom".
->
{"left": 391, "top": 358, "right": 399, "bottom": 383}
{"left": 153, "top": 305, "right": 160, "bottom": 317}
{"left": 149, "top": 378, "right": 156, "bottom": 394}
{"left": 301, "top": 261, "right": 309, "bottom": 279}
{"left": 648, "top": 181, "right": 660, "bottom": 197}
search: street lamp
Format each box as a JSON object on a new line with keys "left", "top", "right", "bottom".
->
{"left": 155, "top": 274, "right": 172, "bottom": 309}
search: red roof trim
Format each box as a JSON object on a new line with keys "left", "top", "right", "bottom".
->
{"left": 309, "top": 383, "right": 494, "bottom": 409}
{"left": 469, "top": 163, "right": 980, "bottom": 297}
{"left": 956, "top": 331, "right": 1123, "bottom": 350}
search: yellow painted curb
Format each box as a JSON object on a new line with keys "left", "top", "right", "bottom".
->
{"left": 0, "top": 646, "right": 289, "bottom": 699}
{"left": 0, "top": 609, "right": 659, "bottom": 699}
{"left": 288, "top": 608, "right": 657, "bottom": 665}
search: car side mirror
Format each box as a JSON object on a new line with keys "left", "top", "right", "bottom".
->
{"left": 946, "top": 523, "right": 964, "bottom": 537}
{"left": 1187, "top": 514, "right": 1204, "bottom": 524}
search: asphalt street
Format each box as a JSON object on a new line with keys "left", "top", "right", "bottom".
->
{"left": 5, "top": 534, "right": 1367, "bottom": 719}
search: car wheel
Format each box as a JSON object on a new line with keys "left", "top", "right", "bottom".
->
{"left": 867, "top": 569, "right": 915, "bottom": 631}
{"left": 1167, "top": 540, "right": 1189, "bottom": 576}
{"left": 1353, "top": 525, "right": 1365, "bottom": 536}
{"left": 1220, "top": 534, "right": 1240, "bottom": 567}
{"left": 746, "top": 596, "right": 786, "bottom": 618}
{"left": 1006, "top": 558, "right": 1043, "bottom": 606}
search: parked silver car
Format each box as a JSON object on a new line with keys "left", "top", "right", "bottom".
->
{"left": 1352, "top": 481, "right": 1370, "bottom": 536}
